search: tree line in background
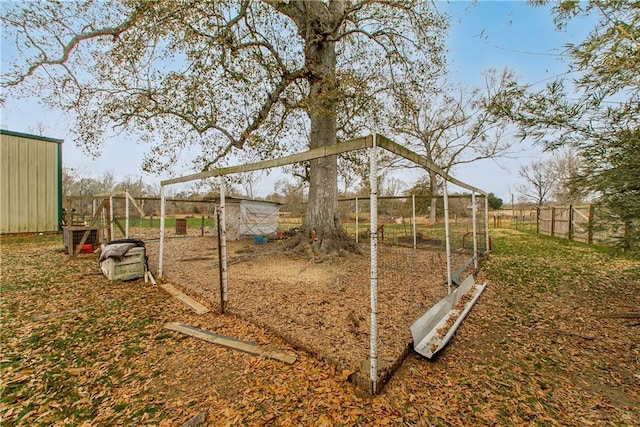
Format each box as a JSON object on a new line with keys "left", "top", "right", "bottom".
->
{"left": 63, "top": 166, "right": 501, "bottom": 228}
{"left": 3, "top": 1, "right": 638, "bottom": 249}
{"left": 1, "top": 1, "right": 525, "bottom": 256}
{"left": 62, "top": 169, "right": 159, "bottom": 200}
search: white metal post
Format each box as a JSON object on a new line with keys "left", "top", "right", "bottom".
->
{"left": 443, "top": 181, "right": 453, "bottom": 295}
{"left": 412, "top": 194, "right": 417, "bottom": 251}
{"left": 472, "top": 192, "right": 478, "bottom": 271}
{"left": 484, "top": 195, "right": 490, "bottom": 253}
{"left": 220, "top": 179, "right": 228, "bottom": 307}
{"left": 369, "top": 134, "right": 379, "bottom": 394}
{"left": 159, "top": 186, "right": 166, "bottom": 278}
{"left": 109, "top": 195, "right": 114, "bottom": 241}
{"left": 125, "top": 189, "right": 130, "bottom": 239}
{"left": 355, "top": 197, "right": 359, "bottom": 244}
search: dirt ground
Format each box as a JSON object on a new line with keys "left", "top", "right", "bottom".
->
{"left": 144, "top": 232, "right": 473, "bottom": 390}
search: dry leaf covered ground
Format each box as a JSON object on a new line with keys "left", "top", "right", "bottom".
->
{"left": 1, "top": 228, "right": 638, "bottom": 426}
{"left": 144, "top": 235, "right": 470, "bottom": 391}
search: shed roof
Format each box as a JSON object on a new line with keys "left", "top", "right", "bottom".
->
{"left": 1, "top": 129, "right": 64, "bottom": 144}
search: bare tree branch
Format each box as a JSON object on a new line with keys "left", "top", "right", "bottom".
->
{"left": 2, "top": 14, "right": 139, "bottom": 87}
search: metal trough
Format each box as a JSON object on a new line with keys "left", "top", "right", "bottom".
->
{"left": 411, "top": 275, "right": 486, "bottom": 359}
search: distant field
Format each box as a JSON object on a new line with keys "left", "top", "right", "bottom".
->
{"left": 122, "top": 216, "right": 216, "bottom": 229}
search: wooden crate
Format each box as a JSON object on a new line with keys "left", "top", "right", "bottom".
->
{"left": 100, "top": 247, "right": 146, "bottom": 281}
{"left": 62, "top": 226, "right": 100, "bottom": 250}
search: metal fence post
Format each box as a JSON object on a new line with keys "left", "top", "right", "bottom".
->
{"left": 484, "top": 196, "right": 490, "bottom": 253}
{"left": 219, "top": 179, "right": 228, "bottom": 312}
{"left": 369, "top": 134, "right": 379, "bottom": 395}
{"left": 587, "top": 205, "right": 594, "bottom": 245}
{"left": 125, "top": 189, "right": 130, "bottom": 239}
{"left": 109, "top": 195, "right": 114, "bottom": 241}
{"left": 159, "top": 186, "right": 166, "bottom": 278}
{"left": 472, "top": 192, "right": 478, "bottom": 271}
{"left": 412, "top": 194, "right": 417, "bottom": 251}
{"left": 355, "top": 197, "right": 359, "bottom": 244}
{"left": 443, "top": 180, "right": 452, "bottom": 295}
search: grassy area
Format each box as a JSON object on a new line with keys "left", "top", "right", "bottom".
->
{"left": 125, "top": 216, "right": 216, "bottom": 229}
{"left": 0, "top": 230, "right": 638, "bottom": 425}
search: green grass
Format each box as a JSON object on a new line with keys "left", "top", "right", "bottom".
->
{"left": 0, "top": 240, "right": 175, "bottom": 426}
{"left": 484, "top": 228, "right": 639, "bottom": 295}
{"left": 125, "top": 216, "right": 216, "bottom": 229}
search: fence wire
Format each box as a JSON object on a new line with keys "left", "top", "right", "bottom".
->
{"left": 152, "top": 137, "right": 491, "bottom": 393}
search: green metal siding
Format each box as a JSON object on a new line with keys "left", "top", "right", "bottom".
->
{"left": 0, "top": 130, "right": 63, "bottom": 233}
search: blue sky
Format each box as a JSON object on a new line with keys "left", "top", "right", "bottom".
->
{"left": 1, "top": 1, "right": 594, "bottom": 201}
{"left": 442, "top": 0, "right": 592, "bottom": 201}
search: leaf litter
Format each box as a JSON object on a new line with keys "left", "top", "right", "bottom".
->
{"left": 0, "top": 229, "right": 638, "bottom": 425}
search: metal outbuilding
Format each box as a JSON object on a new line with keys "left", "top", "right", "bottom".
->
{"left": 225, "top": 197, "right": 281, "bottom": 240}
{"left": 203, "top": 196, "right": 281, "bottom": 240}
{"left": 0, "top": 129, "right": 63, "bottom": 234}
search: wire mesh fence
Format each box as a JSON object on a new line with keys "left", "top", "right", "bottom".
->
{"left": 493, "top": 205, "right": 636, "bottom": 249}
{"left": 151, "top": 135, "right": 490, "bottom": 393}
{"left": 63, "top": 194, "right": 218, "bottom": 242}
{"left": 339, "top": 195, "right": 487, "bottom": 253}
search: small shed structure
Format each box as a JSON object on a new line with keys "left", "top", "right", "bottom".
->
{"left": 1, "top": 129, "right": 63, "bottom": 234}
{"left": 212, "top": 196, "right": 281, "bottom": 240}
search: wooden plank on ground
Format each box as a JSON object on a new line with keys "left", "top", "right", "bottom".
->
{"left": 161, "top": 284, "right": 210, "bottom": 315}
{"left": 165, "top": 322, "right": 297, "bottom": 364}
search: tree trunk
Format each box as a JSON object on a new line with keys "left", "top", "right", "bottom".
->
{"left": 277, "top": 2, "right": 361, "bottom": 257}
{"left": 303, "top": 33, "right": 351, "bottom": 252}
{"left": 283, "top": 7, "right": 360, "bottom": 256}
{"left": 305, "top": 34, "right": 338, "bottom": 233}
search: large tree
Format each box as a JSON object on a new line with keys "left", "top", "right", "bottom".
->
{"left": 1, "top": 0, "right": 445, "bottom": 254}
{"left": 549, "top": 148, "right": 584, "bottom": 204}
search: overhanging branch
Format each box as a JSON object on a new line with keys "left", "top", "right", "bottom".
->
{"left": 2, "top": 15, "right": 139, "bottom": 87}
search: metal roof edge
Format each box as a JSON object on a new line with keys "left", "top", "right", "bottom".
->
{"left": 1, "top": 129, "right": 64, "bottom": 144}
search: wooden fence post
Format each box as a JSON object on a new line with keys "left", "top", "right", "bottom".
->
{"left": 550, "top": 207, "right": 556, "bottom": 237}
{"left": 568, "top": 205, "right": 574, "bottom": 241}
{"left": 587, "top": 205, "right": 594, "bottom": 245}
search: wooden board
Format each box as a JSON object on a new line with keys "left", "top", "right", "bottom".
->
{"left": 33, "top": 308, "right": 83, "bottom": 321}
{"left": 161, "top": 136, "right": 372, "bottom": 186}
{"left": 376, "top": 135, "right": 487, "bottom": 195}
{"left": 161, "top": 284, "right": 210, "bottom": 315}
{"left": 161, "top": 134, "right": 486, "bottom": 196}
{"left": 165, "top": 322, "right": 297, "bottom": 364}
